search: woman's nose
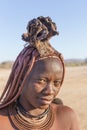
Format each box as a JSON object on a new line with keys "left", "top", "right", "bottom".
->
{"left": 43, "top": 82, "right": 54, "bottom": 95}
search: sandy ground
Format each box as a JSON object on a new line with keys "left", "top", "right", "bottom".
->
{"left": 0, "top": 66, "right": 87, "bottom": 130}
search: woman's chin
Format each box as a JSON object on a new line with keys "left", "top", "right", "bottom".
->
{"left": 39, "top": 104, "right": 50, "bottom": 109}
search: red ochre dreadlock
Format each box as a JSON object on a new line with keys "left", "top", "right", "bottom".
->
{"left": 0, "top": 16, "right": 65, "bottom": 109}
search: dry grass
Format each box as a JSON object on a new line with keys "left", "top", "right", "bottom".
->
{"left": 0, "top": 66, "right": 87, "bottom": 130}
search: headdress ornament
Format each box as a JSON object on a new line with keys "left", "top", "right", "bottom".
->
{"left": 22, "top": 16, "right": 59, "bottom": 57}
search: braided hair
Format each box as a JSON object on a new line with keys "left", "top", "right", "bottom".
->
{"left": 0, "top": 16, "right": 65, "bottom": 109}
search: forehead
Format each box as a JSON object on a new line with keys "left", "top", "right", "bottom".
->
{"left": 31, "top": 57, "right": 63, "bottom": 74}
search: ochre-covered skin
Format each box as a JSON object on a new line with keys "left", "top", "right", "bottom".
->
{"left": 0, "top": 104, "right": 80, "bottom": 130}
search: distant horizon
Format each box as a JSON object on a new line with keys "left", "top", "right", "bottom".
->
{"left": 0, "top": 57, "right": 87, "bottom": 64}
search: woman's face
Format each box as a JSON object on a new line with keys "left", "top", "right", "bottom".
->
{"left": 21, "top": 58, "right": 63, "bottom": 109}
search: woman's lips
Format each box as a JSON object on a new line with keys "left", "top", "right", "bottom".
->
{"left": 39, "top": 97, "right": 53, "bottom": 104}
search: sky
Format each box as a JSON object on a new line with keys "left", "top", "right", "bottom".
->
{"left": 0, "top": 0, "right": 87, "bottom": 62}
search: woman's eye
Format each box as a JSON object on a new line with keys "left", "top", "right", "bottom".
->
{"left": 54, "top": 80, "right": 61, "bottom": 86}
{"left": 38, "top": 79, "right": 47, "bottom": 83}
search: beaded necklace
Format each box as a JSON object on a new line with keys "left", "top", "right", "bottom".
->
{"left": 8, "top": 103, "right": 54, "bottom": 130}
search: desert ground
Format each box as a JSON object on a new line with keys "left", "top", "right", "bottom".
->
{"left": 0, "top": 66, "right": 87, "bottom": 130}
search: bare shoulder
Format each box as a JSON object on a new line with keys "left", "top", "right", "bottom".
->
{"left": 51, "top": 103, "right": 76, "bottom": 117}
{"left": 0, "top": 107, "right": 8, "bottom": 121}
{"left": 0, "top": 108, "right": 14, "bottom": 130}
{"left": 51, "top": 103, "right": 80, "bottom": 130}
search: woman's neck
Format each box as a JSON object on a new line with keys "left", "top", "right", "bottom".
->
{"left": 18, "top": 95, "right": 47, "bottom": 117}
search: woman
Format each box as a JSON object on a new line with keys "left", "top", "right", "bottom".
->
{"left": 0, "top": 16, "right": 80, "bottom": 130}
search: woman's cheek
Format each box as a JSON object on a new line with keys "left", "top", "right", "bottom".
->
{"left": 54, "top": 86, "right": 61, "bottom": 96}
{"left": 33, "top": 83, "right": 45, "bottom": 92}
